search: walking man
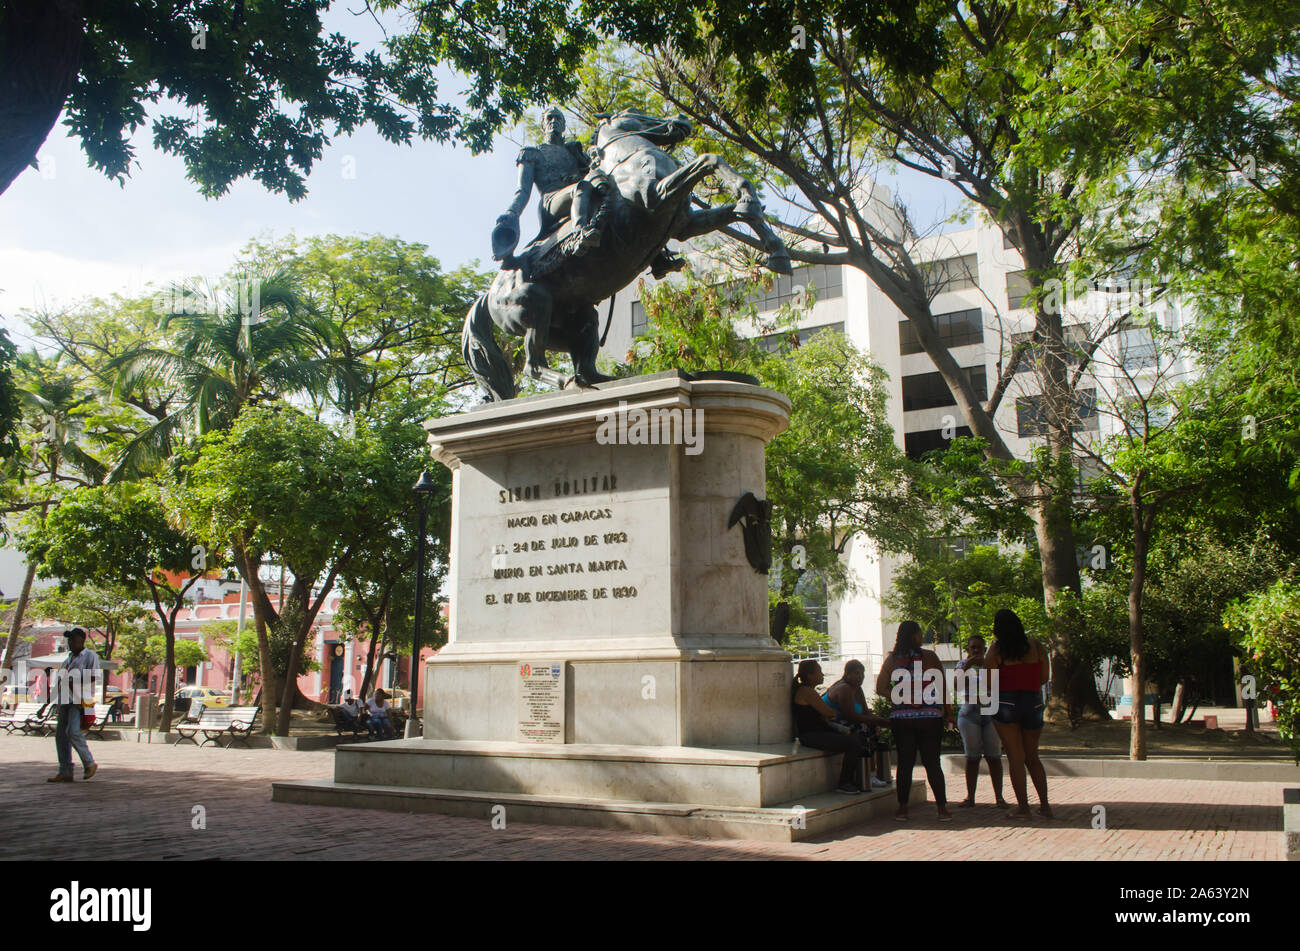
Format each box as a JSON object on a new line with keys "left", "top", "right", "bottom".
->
{"left": 49, "top": 628, "right": 98, "bottom": 783}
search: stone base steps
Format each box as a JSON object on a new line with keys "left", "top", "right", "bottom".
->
{"left": 271, "top": 778, "right": 923, "bottom": 842}
{"left": 328, "top": 738, "right": 852, "bottom": 807}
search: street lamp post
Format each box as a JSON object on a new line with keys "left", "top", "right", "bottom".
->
{"left": 406, "top": 470, "right": 437, "bottom": 738}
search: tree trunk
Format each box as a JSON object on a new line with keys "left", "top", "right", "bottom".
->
{"left": 274, "top": 573, "right": 340, "bottom": 736}
{"left": 1170, "top": 682, "right": 1186, "bottom": 724}
{"left": 0, "top": 0, "right": 84, "bottom": 195}
{"left": 360, "top": 625, "right": 385, "bottom": 699}
{"left": 1129, "top": 486, "right": 1152, "bottom": 761}
{"left": 1036, "top": 499, "right": 1107, "bottom": 722}
{"left": 237, "top": 549, "right": 278, "bottom": 735}
{"left": 0, "top": 558, "right": 37, "bottom": 675}
{"left": 908, "top": 287, "right": 1105, "bottom": 722}
{"left": 159, "top": 620, "right": 176, "bottom": 734}
{"left": 275, "top": 604, "right": 312, "bottom": 737}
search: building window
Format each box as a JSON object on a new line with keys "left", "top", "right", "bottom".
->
{"left": 1011, "top": 324, "right": 1090, "bottom": 374}
{"left": 898, "top": 308, "right": 984, "bottom": 355}
{"left": 631, "top": 300, "right": 648, "bottom": 338}
{"left": 1016, "top": 389, "right": 1100, "bottom": 437}
{"left": 1005, "top": 270, "right": 1032, "bottom": 310}
{"left": 920, "top": 253, "right": 978, "bottom": 295}
{"left": 757, "top": 322, "right": 844, "bottom": 353}
{"left": 1003, "top": 230, "right": 1017, "bottom": 250}
{"left": 901, "top": 366, "right": 987, "bottom": 412}
{"left": 905, "top": 425, "right": 973, "bottom": 459}
{"left": 1118, "top": 317, "right": 1158, "bottom": 370}
{"left": 749, "top": 264, "right": 844, "bottom": 312}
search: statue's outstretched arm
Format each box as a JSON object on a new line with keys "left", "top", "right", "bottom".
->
{"left": 506, "top": 152, "right": 536, "bottom": 217}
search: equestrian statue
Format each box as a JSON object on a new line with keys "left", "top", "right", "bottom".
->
{"left": 462, "top": 105, "right": 792, "bottom": 402}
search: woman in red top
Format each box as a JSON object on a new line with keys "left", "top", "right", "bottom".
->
{"left": 986, "top": 609, "right": 1051, "bottom": 819}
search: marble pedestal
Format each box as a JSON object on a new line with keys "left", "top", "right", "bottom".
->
{"left": 273, "top": 373, "right": 927, "bottom": 839}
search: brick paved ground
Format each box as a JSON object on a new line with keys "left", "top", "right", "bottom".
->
{"left": 0, "top": 735, "right": 1286, "bottom": 860}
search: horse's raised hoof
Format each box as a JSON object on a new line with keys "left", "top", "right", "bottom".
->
{"left": 765, "top": 252, "right": 793, "bottom": 275}
{"left": 574, "top": 370, "right": 615, "bottom": 389}
{"left": 650, "top": 249, "right": 685, "bottom": 279}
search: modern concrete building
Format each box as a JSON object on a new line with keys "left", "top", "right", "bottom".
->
{"left": 598, "top": 195, "right": 1185, "bottom": 687}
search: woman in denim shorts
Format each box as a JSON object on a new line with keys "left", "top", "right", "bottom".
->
{"left": 955, "top": 634, "right": 1008, "bottom": 808}
{"left": 986, "top": 609, "right": 1052, "bottom": 819}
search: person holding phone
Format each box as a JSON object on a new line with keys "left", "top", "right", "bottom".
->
{"left": 955, "top": 634, "right": 1008, "bottom": 808}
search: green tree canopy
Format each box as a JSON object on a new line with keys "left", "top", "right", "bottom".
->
{"left": 29, "top": 583, "right": 149, "bottom": 660}
{"left": 627, "top": 266, "right": 916, "bottom": 599}
{"left": 166, "top": 403, "right": 432, "bottom": 734}
{"left": 0, "top": 0, "right": 598, "bottom": 197}
{"left": 25, "top": 482, "right": 210, "bottom": 730}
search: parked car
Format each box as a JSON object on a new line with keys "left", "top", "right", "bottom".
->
{"left": 157, "top": 685, "right": 232, "bottom": 718}
{"left": 1, "top": 683, "right": 30, "bottom": 710}
{"left": 103, "top": 685, "right": 134, "bottom": 712}
{"left": 383, "top": 688, "right": 411, "bottom": 712}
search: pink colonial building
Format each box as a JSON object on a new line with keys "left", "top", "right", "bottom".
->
{"left": 18, "top": 578, "right": 439, "bottom": 710}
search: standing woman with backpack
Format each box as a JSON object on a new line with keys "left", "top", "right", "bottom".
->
{"left": 875, "top": 621, "right": 952, "bottom": 821}
{"left": 986, "top": 608, "right": 1052, "bottom": 819}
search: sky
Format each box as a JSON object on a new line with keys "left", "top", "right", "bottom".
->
{"left": 0, "top": 3, "right": 524, "bottom": 346}
{"left": 0, "top": 3, "right": 961, "bottom": 349}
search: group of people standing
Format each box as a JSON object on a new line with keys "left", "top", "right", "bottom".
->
{"left": 792, "top": 608, "right": 1052, "bottom": 821}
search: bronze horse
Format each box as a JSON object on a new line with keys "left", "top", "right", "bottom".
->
{"left": 462, "top": 109, "right": 792, "bottom": 401}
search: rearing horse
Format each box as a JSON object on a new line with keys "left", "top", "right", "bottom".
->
{"left": 462, "top": 108, "right": 792, "bottom": 401}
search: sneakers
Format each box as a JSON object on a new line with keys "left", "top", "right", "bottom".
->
{"left": 83, "top": 764, "right": 97, "bottom": 781}
{"left": 836, "top": 783, "right": 860, "bottom": 795}
{"left": 871, "top": 776, "right": 889, "bottom": 788}
{"left": 46, "top": 775, "right": 73, "bottom": 783}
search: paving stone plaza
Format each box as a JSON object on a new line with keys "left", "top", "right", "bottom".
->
{"left": 1, "top": 736, "right": 1287, "bottom": 862}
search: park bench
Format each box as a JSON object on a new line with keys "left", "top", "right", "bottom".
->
{"left": 330, "top": 705, "right": 366, "bottom": 738}
{"left": 174, "top": 705, "right": 261, "bottom": 748}
{"left": 84, "top": 704, "right": 114, "bottom": 739}
{"left": 9, "top": 702, "right": 57, "bottom": 736}
{"left": 0, "top": 702, "right": 48, "bottom": 734}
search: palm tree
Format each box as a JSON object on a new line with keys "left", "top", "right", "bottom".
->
{"left": 106, "top": 269, "right": 333, "bottom": 481}
{"left": 1, "top": 352, "right": 109, "bottom": 675}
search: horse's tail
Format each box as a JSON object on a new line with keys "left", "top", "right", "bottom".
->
{"left": 462, "top": 293, "right": 515, "bottom": 401}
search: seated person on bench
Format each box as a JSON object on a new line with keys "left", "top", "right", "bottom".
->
{"left": 338, "top": 690, "right": 360, "bottom": 730}
{"left": 823, "top": 659, "right": 892, "bottom": 788}
{"left": 792, "top": 660, "right": 867, "bottom": 795}
{"left": 366, "top": 689, "right": 396, "bottom": 740}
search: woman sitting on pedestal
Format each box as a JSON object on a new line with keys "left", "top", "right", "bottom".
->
{"left": 791, "top": 660, "right": 866, "bottom": 794}
{"left": 823, "top": 660, "right": 893, "bottom": 788}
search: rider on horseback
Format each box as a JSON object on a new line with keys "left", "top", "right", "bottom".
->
{"left": 492, "top": 107, "right": 604, "bottom": 270}
{"left": 492, "top": 106, "right": 685, "bottom": 280}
